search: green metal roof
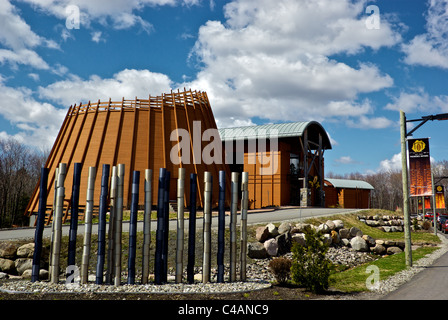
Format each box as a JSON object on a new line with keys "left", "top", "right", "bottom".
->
{"left": 324, "top": 178, "right": 374, "bottom": 190}
{"left": 218, "top": 121, "right": 332, "bottom": 149}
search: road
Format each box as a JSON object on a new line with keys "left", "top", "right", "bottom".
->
{"left": 0, "top": 207, "right": 359, "bottom": 241}
{"left": 383, "top": 232, "right": 448, "bottom": 300}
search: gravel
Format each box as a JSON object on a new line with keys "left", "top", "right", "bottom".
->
{"left": 1, "top": 236, "right": 446, "bottom": 298}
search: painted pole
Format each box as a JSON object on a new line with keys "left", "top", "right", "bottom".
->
{"left": 96, "top": 164, "right": 110, "bottom": 284}
{"left": 127, "top": 170, "right": 140, "bottom": 284}
{"left": 141, "top": 169, "right": 152, "bottom": 284}
{"left": 48, "top": 166, "right": 59, "bottom": 279}
{"left": 68, "top": 163, "right": 82, "bottom": 271}
{"left": 50, "top": 163, "right": 66, "bottom": 284}
{"left": 162, "top": 170, "right": 171, "bottom": 283}
{"left": 106, "top": 166, "right": 117, "bottom": 284}
{"left": 155, "top": 167, "right": 166, "bottom": 285}
{"left": 400, "top": 110, "right": 412, "bottom": 267}
{"left": 202, "top": 171, "right": 212, "bottom": 283}
{"left": 176, "top": 168, "right": 186, "bottom": 283}
{"left": 230, "top": 172, "right": 239, "bottom": 282}
{"left": 31, "top": 167, "right": 48, "bottom": 282}
{"left": 187, "top": 173, "right": 197, "bottom": 284}
{"left": 114, "top": 164, "right": 125, "bottom": 286}
{"left": 81, "top": 166, "right": 96, "bottom": 284}
{"left": 217, "top": 170, "right": 226, "bottom": 283}
{"left": 240, "top": 172, "right": 249, "bottom": 281}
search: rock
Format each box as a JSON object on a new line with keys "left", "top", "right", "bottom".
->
{"left": 366, "top": 220, "right": 380, "bottom": 227}
{"left": 349, "top": 227, "right": 363, "bottom": 238}
{"left": 264, "top": 238, "right": 278, "bottom": 257}
{"left": 317, "top": 223, "right": 330, "bottom": 234}
{"left": 0, "top": 272, "right": 8, "bottom": 279}
{"left": 14, "top": 258, "right": 33, "bottom": 275}
{"left": 21, "top": 269, "right": 49, "bottom": 280}
{"left": 330, "top": 230, "right": 340, "bottom": 244}
{"left": 256, "top": 226, "right": 270, "bottom": 242}
{"left": 341, "top": 238, "right": 350, "bottom": 246}
{"left": 339, "top": 228, "right": 350, "bottom": 239}
{"left": 276, "top": 232, "right": 292, "bottom": 255}
{"left": 350, "top": 236, "right": 369, "bottom": 252}
{"left": 362, "top": 234, "right": 376, "bottom": 247}
{"left": 385, "top": 240, "right": 397, "bottom": 247}
{"left": 375, "top": 239, "right": 385, "bottom": 245}
{"left": 372, "top": 244, "right": 387, "bottom": 255}
{"left": 17, "top": 243, "right": 34, "bottom": 258}
{"left": 0, "top": 242, "right": 20, "bottom": 259}
{"left": 387, "top": 246, "right": 403, "bottom": 255}
{"left": 323, "top": 234, "right": 332, "bottom": 245}
{"left": 0, "top": 258, "right": 16, "bottom": 273}
{"left": 278, "top": 222, "right": 291, "bottom": 234}
{"left": 333, "top": 220, "right": 344, "bottom": 230}
{"left": 266, "top": 223, "right": 279, "bottom": 238}
{"left": 291, "top": 233, "right": 306, "bottom": 246}
{"left": 247, "top": 242, "right": 269, "bottom": 259}
{"left": 294, "top": 223, "right": 312, "bottom": 233}
{"left": 325, "top": 220, "right": 336, "bottom": 230}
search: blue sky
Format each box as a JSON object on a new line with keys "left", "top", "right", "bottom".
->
{"left": 1, "top": 0, "right": 448, "bottom": 176}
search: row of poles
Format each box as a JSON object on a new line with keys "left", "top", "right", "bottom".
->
{"left": 31, "top": 163, "right": 249, "bottom": 285}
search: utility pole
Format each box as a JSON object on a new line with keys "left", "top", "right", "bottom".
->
{"left": 400, "top": 110, "right": 412, "bottom": 267}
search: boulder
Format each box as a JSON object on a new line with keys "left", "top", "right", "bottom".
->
{"left": 317, "top": 223, "right": 330, "bottom": 234}
{"left": 350, "top": 236, "right": 369, "bottom": 252}
{"left": 278, "top": 222, "right": 292, "bottom": 234}
{"left": 247, "top": 242, "right": 269, "bottom": 259}
{"left": 256, "top": 226, "right": 270, "bottom": 242}
{"left": 325, "top": 220, "right": 336, "bottom": 230}
{"left": 0, "top": 258, "right": 16, "bottom": 273}
{"left": 22, "top": 269, "right": 49, "bottom": 280}
{"left": 264, "top": 238, "right": 278, "bottom": 257}
{"left": 0, "top": 272, "right": 8, "bottom": 279}
{"left": 291, "top": 233, "right": 306, "bottom": 246}
{"left": 14, "top": 258, "right": 33, "bottom": 275}
{"left": 387, "top": 246, "right": 403, "bottom": 255}
{"left": 276, "top": 232, "right": 292, "bottom": 255}
{"left": 341, "top": 238, "right": 350, "bottom": 246}
{"left": 294, "top": 223, "right": 312, "bottom": 233}
{"left": 266, "top": 223, "right": 279, "bottom": 238}
{"left": 0, "top": 242, "right": 20, "bottom": 259}
{"left": 330, "top": 230, "right": 340, "bottom": 244}
{"left": 339, "top": 228, "right": 350, "bottom": 239}
{"left": 322, "top": 234, "right": 332, "bottom": 245}
{"left": 372, "top": 244, "right": 387, "bottom": 255}
{"left": 349, "top": 227, "right": 363, "bottom": 238}
{"left": 333, "top": 220, "right": 344, "bottom": 230}
{"left": 17, "top": 243, "right": 34, "bottom": 258}
{"left": 362, "top": 234, "right": 376, "bottom": 247}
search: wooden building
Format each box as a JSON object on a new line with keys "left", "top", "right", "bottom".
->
{"left": 324, "top": 178, "right": 374, "bottom": 209}
{"left": 25, "top": 89, "right": 230, "bottom": 223}
{"left": 219, "top": 121, "right": 332, "bottom": 209}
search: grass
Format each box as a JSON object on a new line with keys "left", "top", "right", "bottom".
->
{"left": 329, "top": 246, "right": 439, "bottom": 293}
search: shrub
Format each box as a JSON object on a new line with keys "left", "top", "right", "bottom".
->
{"left": 268, "top": 257, "right": 292, "bottom": 285}
{"left": 290, "top": 228, "right": 333, "bottom": 293}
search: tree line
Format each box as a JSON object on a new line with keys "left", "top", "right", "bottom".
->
{"left": 0, "top": 137, "right": 47, "bottom": 228}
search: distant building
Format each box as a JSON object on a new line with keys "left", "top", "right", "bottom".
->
{"left": 219, "top": 121, "right": 332, "bottom": 209}
{"left": 324, "top": 178, "right": 374, "bottom": 209}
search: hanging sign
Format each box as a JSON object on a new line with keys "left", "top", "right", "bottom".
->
{"left": 408, "top": 138, "right": 432, "bottom": 197}
{"left": 435, "top": 185, "right": 446, "bottom": 209}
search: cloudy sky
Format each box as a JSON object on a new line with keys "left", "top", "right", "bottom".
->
{"left": 0, "top": 0, "right": 447, "bottom": 175}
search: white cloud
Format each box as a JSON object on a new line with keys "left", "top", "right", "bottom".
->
{"left": 38, "top": 69, "right": 173, "bottom": 106}
{"left": 0, "top": 79, "right": 66, "bottom": 148}
{"left": 385, "top": 87, "right": 448, "bottom": 114}
{"left": 335, "top": 156, "right": 360, "bottom": 165}
{"left": 379, "top": 153, "right": 402, "bottom": 172}
{"left": 184, "top": 0, "right": 399, "bottom": 128}
{"left": 402, "top": 0, "right": 448, "bottom": 69}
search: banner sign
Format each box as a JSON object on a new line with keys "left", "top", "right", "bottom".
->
{"left": 408, "top": 138, "right": 432, "bottom": 197}
{"left": 436, "top": 185, "right": 446, "bottom": 209}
